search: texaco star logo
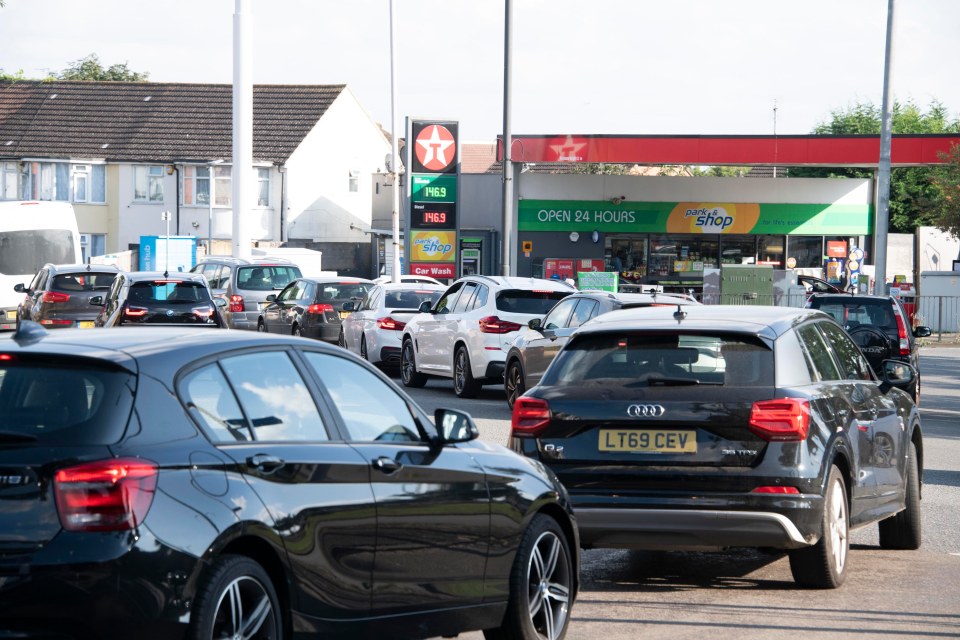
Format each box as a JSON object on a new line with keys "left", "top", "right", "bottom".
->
{"left": 415, "top": 124, "right": 456, "bottom": 171}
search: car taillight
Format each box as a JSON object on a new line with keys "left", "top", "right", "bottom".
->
{"left": 54, "top": 459, "right": 158, "bottom": 532}
{"left": 125, "top": 305, "right": 149, "bottom": 317}
{"left": 42, "top": 291, "right": 70, "bottom": 303}
{"left": 192, "top": 305, "right": 214, "bottom": 318}
{"left": 751, "top": 486, "right": 800, "bottom": 494}
{"left": 479, "top": 316, "right": 523, "bottom": 334}
{"left": 377, "top": 316, "right": 406, "bottom": 331}
{"left": 749, "top": 398, "right": 810, "bottom": 442}
{"left": 511, "top": 397, "right": 551, "bottom": 437}
{"left": 229, "top": 295, "right": 245, "bottom": 313}
{"left": 891, "top": 303, "right": 911, "bottom": 356}
{"left": 307, "top": 303, "right": 334, "bottom": 314}
{"left": 39, "top": 319, "right": 73, "bottom": 326}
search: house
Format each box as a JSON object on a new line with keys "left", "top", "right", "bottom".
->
{"left": 0, "top": 80, "right": 391, "bottom": 275}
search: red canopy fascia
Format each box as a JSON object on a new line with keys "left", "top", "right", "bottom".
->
{"left": 496, "top": 134, "right": 960, "bottom": 167}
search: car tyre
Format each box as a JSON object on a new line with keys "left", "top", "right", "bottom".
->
{"left": 879, "top": 441, "right": 922, "bottom": 550}
{"left": 483, "top": 514, "right": 573, "bottom": 640}
{"left": 360, "top": 334, "right": 369, "bottom": 360}
{"left": 400, "top": 338, "right": 427, "bottom": 388}
{"left": 292, "top": 324, "right": 302, "bottom": 337}
{"left": 256, "top": 319, "right": 266, "bottom": 333}
{"left": 788, "top": 465, "right": 848, "bottom": 588}
{"left": 453, "top": 345, "right": 481, "bottom": 398}
{"left": 188, "top": 554, "right": 282, "bottom": 640}
{"left": 337, "top": 328, "right": 346, "bottom": 349}
{"left": 505, "top": 359, "right": 525, "bottom": 409}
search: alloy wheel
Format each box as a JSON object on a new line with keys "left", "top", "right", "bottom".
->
{"left": 210, "top": 576, "right": 276, "bottom": 639}
{"left": 827, "top": 475, "right": 849, "bottom": 576}
{"left": 525, "top": 531, "right": 572, "bottom": 640}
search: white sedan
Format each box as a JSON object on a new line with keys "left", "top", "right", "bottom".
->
{"left": 339, "top": 283, "right": 446, "bottom": 367}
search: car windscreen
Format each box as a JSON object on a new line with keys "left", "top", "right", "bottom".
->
{"left": 541, "top": 332, "right": 773, "bottom": 388}
{"left": 236, "top": 265, "right": 302, "bottom": 291}
{"left": 810, "top": 300, "right": 897, "bottom": 331}
{"left": 318, "top": 283, "right": 373, "bottom": 301}
{"left": 496, "top": 289, "right": 570, "bottom": 315}
{"left": 52, "top": 272, "right": 117, "bottom": 292}
{"left": 129, "top": 281, "right": 211, "bottom": 304}
{"left": 384, "top": 290, "right": 443, "bottom": 309}
{"left": 0, "top": 357, "right": 135, "bottom": 445}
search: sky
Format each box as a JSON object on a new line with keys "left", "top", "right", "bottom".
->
{"left": 2, "top": 0, "right": 959, "bottom": 143}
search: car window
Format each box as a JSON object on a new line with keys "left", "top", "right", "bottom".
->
{"left": 542, "top": 297, "right": 578, "bottom": 330}
{"left": 452, "top": 282, "right": 478, "bottom": 314}
{"left": 0, "top": 359, "right": 134, "bottom": 445}
{"left": 302, "top": 352, "right": 420, "bottom": 443}
{"left": 469, "top": 284, "right": 489, "bottom": 311}
{"left": 236, "top": 265, "right": 301, "bottom": 291}
{"left": 317, "top": 282, "right": 373, "bottom": 301}
{"left": 434, "top": 283, "right": 464, "bottom": 314}
{"left": 796, "top": 323, "right": 842, "bottom": 382}
{"left": 52, "top": 272, "right": 116, "bottom": 291}
{"left": 569, "top": 299, "right": 599, "bottom": 328}
{"left": 278, "top": 280, "right": 305, "bottom": 302}
{"left": 199, "top": 264, "right": 220, "bottom": 288}
{"left": 818, "top": 321, "right": 874, "bottom": 381}
{"left": 216, "top": 266, "right": 232, "bottom": 289}
{"left": 497, "top": 289, "right": 570, "bottom": 315}
{"left": 128, "top": 280, "right": 210, "bottom": 304}
{"left": 180, "top": 364, "right": 252, "bottom": 442}
{"left": 384, "top": 289, "right": 442, "bottom": 309}
{"left": 219, "top": 351, "right": 328, "bottom": 442}
{"left": 28, "top": 269, "right": 45, "bottom": 291}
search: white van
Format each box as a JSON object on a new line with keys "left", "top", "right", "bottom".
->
{"left": 0, "top": 201, "right": 82, "bottom": 330}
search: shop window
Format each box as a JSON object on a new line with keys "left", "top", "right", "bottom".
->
{"left": 758, "top": 235, "right": 786, "bottom": 267}
{"left": 786, "top": 236, "right": 824, "bottom": 269}
{"left": 719, "top": 235, "right": 757, "bottom": 265}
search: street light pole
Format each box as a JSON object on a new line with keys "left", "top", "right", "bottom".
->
{"left": 874, "top": 0, "right": 896, "bottom": 294}
{"left": 501, "top": 0, "right": 514, "bottom": 277}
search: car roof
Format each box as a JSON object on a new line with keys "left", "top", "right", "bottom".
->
{"left": 44, "top": 263, "right": 122, "bottom": 273}
{"left": 124, "top": 271, "right": 206, "bottom": 283}
{"left": 457, "top": 275, "right": 577, "bottom": 292}
{"left": 379, "top": 282, "right": 446, "bottom": 291}
{"left": 197, "top": 256, "right": 297, "bottom": 266}
{"left": 579, "top": 304, "right": 829, "bottom": 341}
{"left": 574, "top": 290, "right": 700, "bottom": 305}
{"left": 808, "top": 293, "right": 896, "bottom": 304}
{"left": 305, "top": 277, "right": 375, "bottom": 285}
{"left": 1, "top": 323, "right": 342, "bottom": 373}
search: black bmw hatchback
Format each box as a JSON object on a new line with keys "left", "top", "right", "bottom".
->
{"left": 0, "top": 323, "right": 578, "bottom": 639}
{"left": 92, "top": 271, "right": 226, "bottom": 328}
{"left": 511, "top": 305, "right": 923, "bottom": 589}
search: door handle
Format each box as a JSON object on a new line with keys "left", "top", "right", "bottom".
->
{"left": 372, "top": 456, "right": 402, "bottom": 474}
{"left": 246, "top": 454, "right": 285, "bottom": 473}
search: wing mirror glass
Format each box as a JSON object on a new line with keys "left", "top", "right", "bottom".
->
{"left": 434, "top": 408, "right": 479, "bottom": 443}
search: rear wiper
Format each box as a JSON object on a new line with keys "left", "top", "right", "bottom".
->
{"left": 626, "top": 375, "right": 702, "bottom": 387}
{"left": 0, "top": 430, "right": 39, "bottom": 443}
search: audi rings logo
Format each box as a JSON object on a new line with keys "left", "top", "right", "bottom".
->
{"left": 627, "top": 404, "right": 666, "bottom": 418}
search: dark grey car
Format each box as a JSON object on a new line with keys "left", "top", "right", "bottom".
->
{"left": 258, "top": 277, "right": 374, "bottom": 343}
{"left": 14, "top": 263, "right": 120, "bottom": 329}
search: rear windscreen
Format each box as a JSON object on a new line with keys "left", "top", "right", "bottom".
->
{"left": 384, "top": 290, "right": 442, "bottom": 309}
{"left": 0, "top": 359, "right": 135, "bottom": 445}
{"left": 496, "top": 290, "right": 570, "bottom": 315}
{"left": 52, "top": 272, "right": 117, "bottom": 292}
{"left": 811, "top": 301, "right": 896, "bottom": 331}
{"left": 0, "top": 230, "right": 75, "bottom": 275}
{"left": 129, "top": 281, "right": 211, "bottom": 304}
{"left": 318, "top": 283, "right": 373, "bottom": 301}
{"left": 541, "top": 332, "right": 774, "bottom": 388}
{"left": 236, "top": 266, "right": 302, "bottom": 291}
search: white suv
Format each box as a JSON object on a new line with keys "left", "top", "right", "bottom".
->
{"left": 400, "top": 275, "right": 575, "bottom": 397}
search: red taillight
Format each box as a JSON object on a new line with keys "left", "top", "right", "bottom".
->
{"left": 749, "top": 398, "right": 810, "bottom": 442}
{"left": 42, "top": 291, "right": 70, "bottom": 303}
{"left": 511, "top": 397, "right": 551, "bottom": 437}
{"left": 751, "top": 486, "right": 801, "bottom": 494}
{"left": 307, "top": 303, "right": 334, "bottom": 314}
{"left": 478, "top": 316, "right": 523, "bottom": 334}
{"left": 192, "top": 305, "right": 214, "bottom": 318}
{"left": 0, "top": 354, "right": 15, "bottom": 362}
{"left": 39, "top": 318, "right": 73, "bottom": 326}
{"left": 229, "top": 295, "right": 245, "bottom": 313}
{"left": 124, "top": 305, "right": 148, "bottom": 317}
{"left": 54, "top": 459, "right": 158, "bottom": 532}
{"left": 376, "top": 316, "right": 406, "bottom": 331}
{"left": 891, "top": 303, "right": 911, "bottom": 356}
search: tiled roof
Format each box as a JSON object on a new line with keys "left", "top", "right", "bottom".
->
{"left": 0, "top": 80, "right": 346, "bottom": 164}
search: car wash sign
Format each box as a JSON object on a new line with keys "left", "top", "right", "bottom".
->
{"left": 407, "top": 119, "right": 459, "bottom": 279}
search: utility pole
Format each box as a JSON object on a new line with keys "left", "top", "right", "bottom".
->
{"left": 874, "top": 0, "right": 896, "bottom": 294}
{"left": 232, "top": 0, "right": 253, "bottom": 259}
{"left": 500, "top": 0, "right": 514, "bottom": 276}
{"left": 389, "top": 0, "right": 402, "bottom": 283}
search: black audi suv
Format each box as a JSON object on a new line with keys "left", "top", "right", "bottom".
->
{"left": 511, "top": 304, "right": 922, "bottom": 588}
{"left": 0, "top": 322, "right": 577, "bottom": 639}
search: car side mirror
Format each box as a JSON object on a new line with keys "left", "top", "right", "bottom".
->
{"left": 528, "top": 317, "right": 543, "bottom": 331}
{"left": 89, "top": 295, "right": 104, "bottom": 306}
{"left": 214, "top": 297, "right": 227, "bottom": 308}
{"left": 342, "top": 301, "right": 356, "bottom": 312}
{"left": 13, "top": 283, "right": 25, "bottom": 293}
{"left": 265, "top": 294, "right": 276, "bottom": 302}
{"left": 881, "top": 359, "right": 916, "bottom": 388}
{"left": 913, "top": 325, "right": 931, "bottom": 338}
{"left": 418, "top": 300, "right": 433, "bottom": 313}
{"left": 434, "top": 408, "right": 479, "bottom": 443}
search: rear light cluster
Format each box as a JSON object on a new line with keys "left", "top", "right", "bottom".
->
{"left": 192, "top": 305, "right": 215, "bottom": 319}
{"left": 511, "top": 397, "right": 551, "bottom": 437}
{"left": 749, "top": 398, "right": 810, "bottom": 442}
{"left": 478, "top": 316, "right": 523, "bottom": 334}
{"left": 125, "top": 305, "right": 148, "bottom": 317}
{"left": 229, "top": 295, "right": 245, "bottom": 313}
{"left": 377, "top": 316, "right": 406, "bottom": 331}
{"left": 54, "top": 458, "right": 158, "bottom": 532}
{"left": 891, "top": 302, "right": 911, "bottom": 356}
{"left": 307, "top": 303, "right": 334, "bottom": 315}
{"left": 42, "top": 291, "right": 70, "bottom": 303}
{"left": 39, "top": 319, "right": 73, "bottom": 326}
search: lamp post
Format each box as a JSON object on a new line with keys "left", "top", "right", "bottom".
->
{"left": 207, "top": 159, "right": 223, "bottom": 255}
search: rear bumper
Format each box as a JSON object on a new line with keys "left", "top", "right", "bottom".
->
{"left": 379, "top": 346, "right": 402, "bottom": 367}
{"left": 0, "top": 307, "right": 17, "bottom": 330}
{"left": 230, "top": 310, "right": 260, "bottom": 331}
{"left": 576, "top": 505, "right": 821, "bottom": 551}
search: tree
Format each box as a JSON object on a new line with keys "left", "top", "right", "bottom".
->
{"left": 931, "top": 143, "right": 960, "bottom": 241}
{"left": 56, "top": 53, "right": 149, "bottom": 82}
{"left": 789, "top": 100, "right": 960, "bottom": 233}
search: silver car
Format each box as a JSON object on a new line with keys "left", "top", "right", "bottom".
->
{"left": 190, "top": 256, "right": 301, "bottom": 330}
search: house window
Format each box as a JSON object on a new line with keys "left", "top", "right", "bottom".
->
{"left": 90, "top": 165, "right": 106, "bottom": 203}
{"left": 214, "top": 165, "right": 232, "bottom": 206}
{"left": 79, "top": 233, "right": 107, "bottom": 263}
{"left": 73, "top": 165, "right": 89, "bottom": 203}
{"left": 348, "top": 169, "right": 360, "bottom": 193}
{"left": 134, "top": 165, "right": 164, "bottom": 202}
{"left": 256, "top": 167, "right": 270, "bottom": 206}
{"left": 183, "top": 166, "right": 211, "bottom": 206}
{"left": 0, "top": 162, "right": 19, "bottom": 200}
{"left": 18, "top": 161, "right": 70, "bottom": 201}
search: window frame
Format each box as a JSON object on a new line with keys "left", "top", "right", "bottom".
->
{"left": 133, "top": 165, "right": 165, "bottom": 203}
